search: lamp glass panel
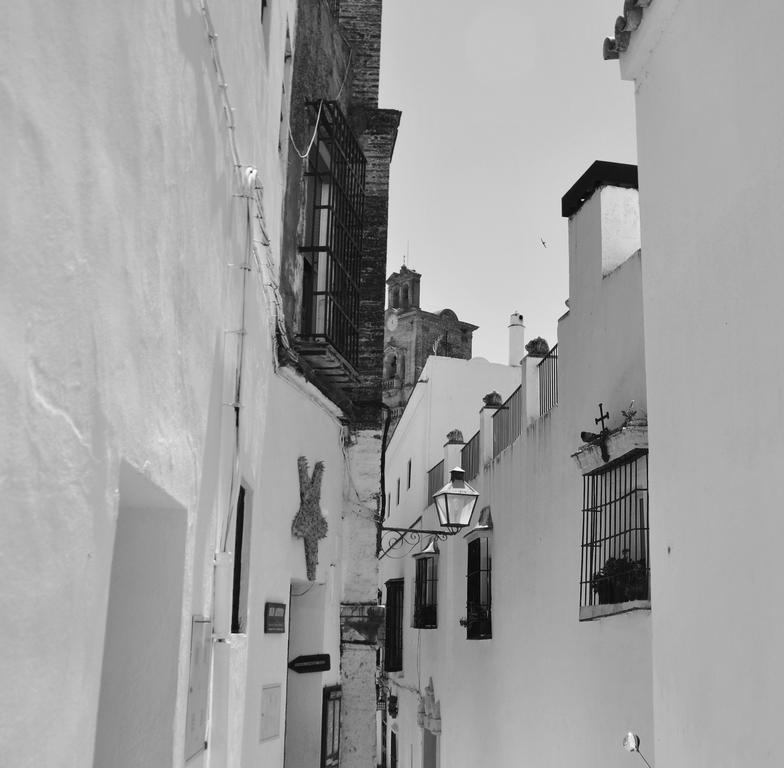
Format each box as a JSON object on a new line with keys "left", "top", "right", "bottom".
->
{"left": 434, "top": 491, "right": 477, "bottom": 528}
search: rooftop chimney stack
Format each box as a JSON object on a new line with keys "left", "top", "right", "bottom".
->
{"left": 508, "top": 312, "right": 526, "bottom": 366}
{"left": 562, "top": 162, "right": 640, "bottom": 313}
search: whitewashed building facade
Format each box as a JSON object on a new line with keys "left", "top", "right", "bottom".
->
{"left": 379, "top": 164, "right": 654, "bottom": 768}
{"left": 604, "top": 1, "right": 784, "bottom": 765}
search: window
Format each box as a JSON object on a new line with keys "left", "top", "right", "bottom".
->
{"left": 396, "top": 478, "right": 400, "bottom": 505}
{"left": 384, "top": 579, "right": 404, "bottom": 671}
{"left": 320, "top": 685, "right": 341, "bottom": 768}
{"left": 300, "top": 100, "right": 366, "bottom": 369}
{"left": 381, "top": 710, "right": 388, "bottom": 766}
{"left": 407, "top": 459, "right": 412, "bottom": 489}
{"left": 579, "top": 450, "right": 649, "bottom": 612}
{"left": 232, "top": 485, "right": 252, "bottom": 633}
{"left": 386, "top": 493, "right": 391, "bottom": 519}
{"left": 412, "top": 550, "right": 438, "bottom": 628}
{"left": 465, "top": 536, "right": 491, "bottom": 639}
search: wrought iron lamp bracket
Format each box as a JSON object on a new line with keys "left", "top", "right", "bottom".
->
{"left": 380, "top": 526, "right": 452, "bottom": 550}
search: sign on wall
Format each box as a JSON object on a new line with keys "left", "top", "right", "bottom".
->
{"left": 264, "top": 602, "right": 286, "bottom": 633}
{"left": 288, "top": 654, "right": 331, "bottom": 673}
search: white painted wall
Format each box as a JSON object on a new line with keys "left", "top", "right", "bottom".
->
{"left": 618, "top": 3, "right": 784, "bottom": 766}
{"left": 0, "top": 2, "right": 370, "bottom": 767}
{"left": 380, "top": 183, "right": 653, "bottom": 768}
{"left": 385, "top": 356, "right": 521, "bottom": 531}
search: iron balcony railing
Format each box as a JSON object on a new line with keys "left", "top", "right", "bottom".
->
{"left": 538, "top": 344, "right": 559, "bottom": 416}
{"left": 579, "top": 450, "right": 650, "bottom": 609}
{"left": 426, "top": 460, "right": 444, "bottom": 506}
{"left": 461, "top": 430, "right": 480, "bottom": 480}
{"left": 492, "top": 386, "right": 523, "bottom": 457}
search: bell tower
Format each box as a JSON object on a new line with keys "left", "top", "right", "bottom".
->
{"left": 383, "top": 265, "right": 478, "bottom": 433}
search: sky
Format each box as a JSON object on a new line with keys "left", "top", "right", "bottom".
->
{"left": 378, "top": 0, "right": 638, "bottom": 364}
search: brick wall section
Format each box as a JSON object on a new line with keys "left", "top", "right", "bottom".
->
{"left": 280, "top": 0, "right": 350, "bottom": 334}
{"left": 280, "top": 0, "right": 398, "bottom": 430}
{"left": 349, "top": 107, "right": 400, "bottom": 430}
{"left": 338, "top": 0, "right": 381, "bottom": 108}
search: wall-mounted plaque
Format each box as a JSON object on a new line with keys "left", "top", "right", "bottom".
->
{"left": 264, "top": 602, "right": 286, "bottom": 633}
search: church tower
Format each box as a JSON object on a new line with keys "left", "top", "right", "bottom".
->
{"left": 383, "top": 266, "right": 478, "bottom": 432}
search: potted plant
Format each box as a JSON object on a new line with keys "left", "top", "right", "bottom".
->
{"left": 591, "top": 550, "right": 648, "bottom": 604}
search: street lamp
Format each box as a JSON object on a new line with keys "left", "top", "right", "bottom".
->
{"left": 623, "top": 732, "right": 653, "bottom": 768}
{"left": 380, "top": 466, "right": 479, "bottom": 551}
{"left": 433, "top": 467, "right": 480, "bottom": 533}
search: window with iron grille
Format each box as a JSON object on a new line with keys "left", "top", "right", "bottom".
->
{"left": 231, "top": 485, "right": 251, "bottom": 633}
{"left": 384, "top": 579, "right": 404, "bottom": 671}
{"left": 300, "top": 100, "right": 366, "bottom": 370}
{"left": 579, "top": 450, "right": 650, "bottom": 610}
{"left": 465, "top": 536, "right": 492, "bottom": 639}
{"left": 320, "top": 685, "right": 341, "bottom": 768}
{"left": 412, "top": 554, "right": 438, "bottom": 629}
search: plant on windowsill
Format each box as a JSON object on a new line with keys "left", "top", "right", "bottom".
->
{"left": 591, "top": 550, "right": 648, "bottom": 605}
{"left": 459, "top": 604, "right": 492, "bottom": 638}
{"left": 413, "top": 605, "right": 437, "bottom": 629}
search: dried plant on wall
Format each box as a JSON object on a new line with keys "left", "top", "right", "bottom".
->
{"left": 292, "top": 456, "right": 328, "bottom": 581}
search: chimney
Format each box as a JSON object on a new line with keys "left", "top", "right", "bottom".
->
{"left": 443, "top": 429, "right": 465, "bottom": 471}
{"left": 562, "top": 162, "right": 640, "bottom": 312}
{"left": 508, "top": 312, "right": 525, "bottom": 366}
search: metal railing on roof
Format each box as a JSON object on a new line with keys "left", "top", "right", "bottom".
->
{"left": 461, "top": 431, "right": 480, "bottom": 480}
{"left": 426, "top": 460, "right": 444, "bottom": 506}
{"left": 537, "top": 344, "right": 559, "bottom": 416}
{"left": 492, "top": 386, "right": 522, "bottom": 457}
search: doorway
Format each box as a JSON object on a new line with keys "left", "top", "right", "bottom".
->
{"left": 93, "top": 465, "right": 186, "bottom": 767}
{"left": 283, "top": 580, "right": 327, "bottom": 768}
{"left": 423, "top": 729, "right": 438, "bottom": 768}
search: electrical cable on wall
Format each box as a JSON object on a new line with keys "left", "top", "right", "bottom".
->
{"left": 289, "top": 98, "right": 324, "bottom": 160}
{"left": 199, "top": 0, "right": 365, "bottom": 558}
{"left": 288, "top": 48, "right": 352, "bottom": 160}
{"left": 220, "top": 199, "right": 252, "bottom": 552}
{"left": 200, "top": 0, "right": 289, "bottom": 370}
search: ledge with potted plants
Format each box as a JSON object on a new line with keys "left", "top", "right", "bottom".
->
{"left": 580, "top": 549, "right": 650, "bottom": 621}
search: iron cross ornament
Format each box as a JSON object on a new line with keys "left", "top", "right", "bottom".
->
{"left": 580, "top": 403, "right": 611, "bottom": 462}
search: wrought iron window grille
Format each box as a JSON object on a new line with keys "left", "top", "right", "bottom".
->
{"left": 384, "top": 579, "right": 404, "bottom": 672}
{"left": 579, "top": 449, "right": 650, "bottom": 609}
{"left": 465, "top": 536, "right": 492, "bottom": 639}
{"left": 299, "top": 100, "right": 366, "bottom": 371}
{"left": 412, "top": 554, "right": 438, "bottom": 629}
